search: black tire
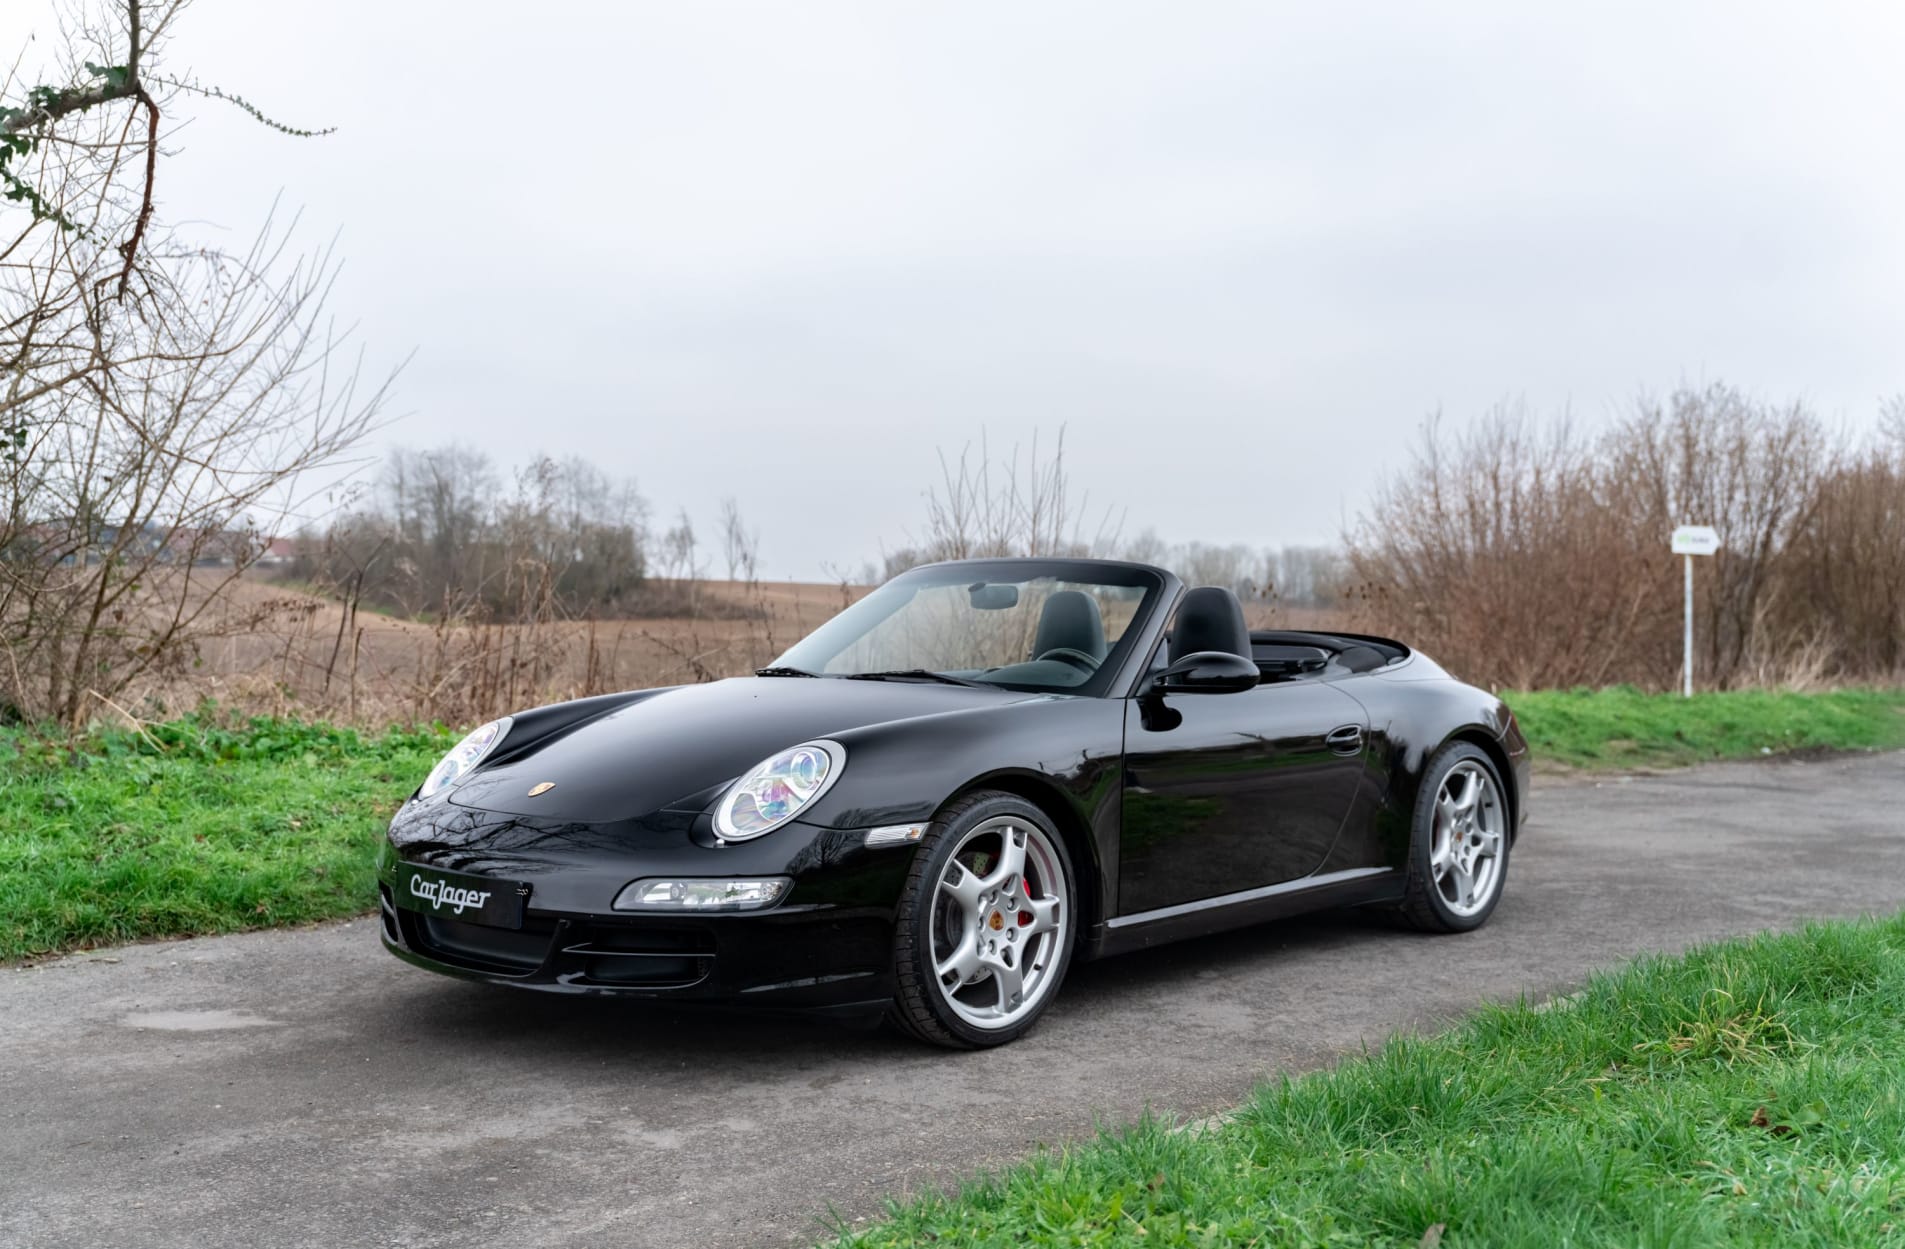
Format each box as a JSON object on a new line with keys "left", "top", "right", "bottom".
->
{"left": 889, "top": 791, "right": 1078, "bottom": 1049}
{"left": 1395, "top": 741, "right": 1511, "bottom": 933}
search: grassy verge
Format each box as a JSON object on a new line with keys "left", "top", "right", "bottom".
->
{"left": 3, "top": 689, "right": 1900, "bottom": 961}
{"left": 834, "top": 914, "right": 1905, "bottom": 1248}
{"left": 0, "top": 716, "right": 449, "bottom": 962}
{"left": 1508, "top": 685, "right": 1905, "bottom": 770}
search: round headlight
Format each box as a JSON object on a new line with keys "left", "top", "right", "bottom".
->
{"left": 418, "top": 717, "right": 512, "bottom": 800}
{"left": 713, "top": 740, "right": 846, "bottom": 841}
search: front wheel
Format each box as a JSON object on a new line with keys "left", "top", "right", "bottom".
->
{"left": 889, "top": 792, "right": 1076, "bottom": 1049}
{"left": 1395, "top": 742, "right": 1511, "bottom": 933}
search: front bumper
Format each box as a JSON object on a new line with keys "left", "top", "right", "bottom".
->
{"left": 374, "top": 807, "right": 911, "bottom": 1016}
{"left": 379, "top": 891, "right": 895, "bottom": 1017}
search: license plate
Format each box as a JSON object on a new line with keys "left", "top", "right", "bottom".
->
{"left": 393, "top": 864, "right": 528, "bottom": 929}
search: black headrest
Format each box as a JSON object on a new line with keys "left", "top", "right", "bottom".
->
{"left": 1169, "top": 586, "right": 1251, "bottom": 663}
{"left": 1032, "top": 589, "right": 1107, "bottom": 660}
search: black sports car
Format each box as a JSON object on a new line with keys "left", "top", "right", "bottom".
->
{"left": 379, "top": 557, "right": 1529, "bottom": 1048}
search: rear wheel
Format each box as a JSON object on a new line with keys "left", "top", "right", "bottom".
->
{"left": 890, "top": 792, "right": 1076, "bottom": 1049}
{"left": 1396, "top": 742, "right": 1510, "bottom": 932}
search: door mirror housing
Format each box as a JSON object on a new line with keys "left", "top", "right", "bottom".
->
{"left": 1143, "top": 650, "right": 1260, "bottom": 696}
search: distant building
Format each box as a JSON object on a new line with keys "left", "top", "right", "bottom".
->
{"left": 255, "top": 537, "right": 296, "bottom": 566}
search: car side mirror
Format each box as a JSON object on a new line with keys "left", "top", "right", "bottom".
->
{"left": 1142, "top": 651, "right": 1260, "bottom": 696}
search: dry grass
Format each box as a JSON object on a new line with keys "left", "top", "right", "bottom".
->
{"left": 111, "top": 573, "right": 867, "bottom": 727}
{"left": 51, "top": 568, "right": 1380, "bottom": 733}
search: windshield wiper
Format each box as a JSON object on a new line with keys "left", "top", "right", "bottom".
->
{"left": 755, "top": 666, "right": 824, "bottom": 678}
{"left": 844, "top": 669, "right": 989, "bottom": 688}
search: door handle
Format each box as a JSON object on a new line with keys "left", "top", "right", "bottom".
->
{"left": 1325, "top": 725, "right": 1364, "bottom": 755}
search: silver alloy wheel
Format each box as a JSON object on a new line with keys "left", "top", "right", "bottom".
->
{"left": 1430, "top": 759, "right": 1506, "bottom": 917}
{"left": 929, "top": 815, "right": 1067, "bottom": 1030}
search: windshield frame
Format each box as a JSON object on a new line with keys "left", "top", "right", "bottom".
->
{"left": 769, "top": 558, "right": 1178, "bottom": 699}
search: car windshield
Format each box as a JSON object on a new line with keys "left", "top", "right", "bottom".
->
{"left": 769, "top": 562, "right": 1159, "bottom": 693}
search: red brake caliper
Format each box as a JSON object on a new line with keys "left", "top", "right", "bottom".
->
{"left": 1018, "top": 875, "right": 1034, "bottom": 925}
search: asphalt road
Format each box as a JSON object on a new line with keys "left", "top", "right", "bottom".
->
{"left": 5, "top": 752, "right": 1904, "bottom": 1249}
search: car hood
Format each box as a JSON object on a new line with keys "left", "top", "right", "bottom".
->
{"left": 446, "top": 676, "right": 1040, "bottom": 823}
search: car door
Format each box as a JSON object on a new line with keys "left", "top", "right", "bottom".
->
{"left": 1117, "top": 679, "right": 1370, "bottom": 916}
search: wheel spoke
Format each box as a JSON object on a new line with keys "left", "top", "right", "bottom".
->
{"left": 1022, "top": 895, "right": 1061, "bottom": 937}
{"left": 939, "top": 861, "right": 982, "bottom": 908}
{"left": 987, "top": 950, "right": 1026, "bottom": 1012}
{"left": 1448, "top": 860, "right": 1475, "bottom": 909}
{"left": 935, "top": 932, "right": 982, "bottom": 985}
{"left": 987, "top": 825, "right": 1028, "bottom": 889}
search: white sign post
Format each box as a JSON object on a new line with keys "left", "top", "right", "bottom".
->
{"left": 1670, "top": 525, "right": 1721, "bottom": 697}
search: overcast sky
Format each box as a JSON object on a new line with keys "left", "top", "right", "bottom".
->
{"left": 11, "top": 2, "right": 1905, "bottom": 577}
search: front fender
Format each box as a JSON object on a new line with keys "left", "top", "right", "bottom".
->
{"left": 802, "top": 697, "right": 1119, "bottom": 826}
{"left": 791, "top": 694, "right": 1127, "bottom": 937}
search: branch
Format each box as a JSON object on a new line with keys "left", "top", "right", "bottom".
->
{"left": 1, "top": 0, "right": 143, "bottom": 137}
{"left": 0, "top": 76, "right": 139, "bottom": 138}
{"left": 112, "top": 88, "right": 160, "bottom": 298}
{"left": 143, "top": 74, "right": 336, "bottom": 138}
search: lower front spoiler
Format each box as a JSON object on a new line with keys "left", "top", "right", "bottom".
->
{"left": 378, "top": 884, "right": 896, "bottom": 1021}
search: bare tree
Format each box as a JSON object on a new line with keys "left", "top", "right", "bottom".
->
{"left": 1882, "top": 395, "right": 1905, "bottom": 451}
{"left": 1259, "top": 545, "right": 1345, "bottom": 606}
{"left": 1119, "top": 527, "right": 1169, "bottom": 568}
{"left": 717, "top": 495, "right": 758, "bottom": 584}
{"left": 915, "top": 426, "right": 1120, "bottom": 561}
{"left": 1, "top": 1, "right": 391, "bottom": 724}
{"left": 1175, "top": 541, "right": 1258, "bottom": 596}
{"left": 879, "top": 545, "right": 922, "bottom": 580}
{"left": 295, "top": 445, "right": 649, "bottom": 622}
{"left": 655, "top": 507, "right": 702, "bottom": 586}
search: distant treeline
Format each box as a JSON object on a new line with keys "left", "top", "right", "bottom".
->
{"left": 283, "top": 446, "right": 761, "bottom": 622}
{"left": 283, "top": 385, "right": 1905, "bottom": 694}
{"left": 875, "top": 538, "right": 1348, "bottom": 607}
{"left": 867, "top": 428, "right": 1350, "bottom": 605}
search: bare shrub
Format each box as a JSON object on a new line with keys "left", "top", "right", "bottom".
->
{"left": 1347, "top": 403, "right": 1653, "bottom": 688}
{"left": 1603, "top": 384, "right": 1833, "bottom": 684}
{"left": 1783, "top": 437, "right": 1905, "bottom": 678}
{"left": 1, "top": 3, "right": 391, "bottom": 725}
{"left": 1882, "top": 395, "right": 1905, "bottom": 450}
{"left": 1345, "top": 385, "right": 1895, "bottom": 690}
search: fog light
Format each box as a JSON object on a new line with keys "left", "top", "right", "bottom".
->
{"left": 613, "top": 878, "right": 791, "bottom": 912}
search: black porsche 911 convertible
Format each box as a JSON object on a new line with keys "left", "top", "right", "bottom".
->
{"left": 380, "top": 557, "right": 1529, "bottom": 1048}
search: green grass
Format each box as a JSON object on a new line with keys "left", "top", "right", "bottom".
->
{"left": 1508, "top": 686, "right": 1905, "bottom": 770}
{"left": 833, "top": 915, "right": 1905, "bottom": 1248}
{"left": 2, "top": 689, "right": 1899, "bottom": 961}
{"left": 0, "top": 716, "right": 450, "bottom": 962}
